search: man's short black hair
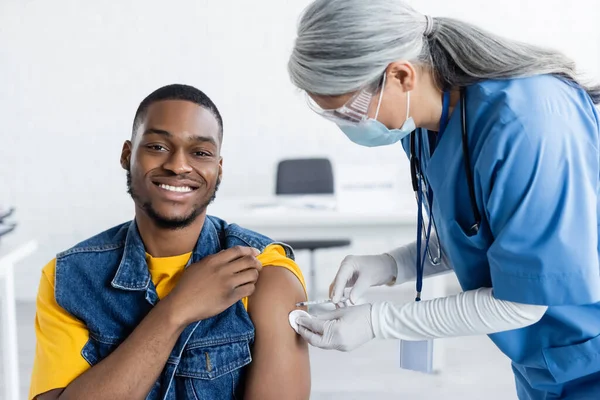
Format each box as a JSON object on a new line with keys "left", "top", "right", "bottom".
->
{"left": 132, "top": 84, "right": 223, "bottom": 141}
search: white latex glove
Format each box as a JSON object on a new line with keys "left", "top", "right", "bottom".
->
{"left": 329, "top": 254, "right": 397, "bottom": 305}
{"left": 295, "top": 304, "right": 375, "bottom": 352}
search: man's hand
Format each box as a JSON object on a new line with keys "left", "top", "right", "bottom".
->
{"left": 165, "top": 246, "right": 263, "bottom": 326}
{"left": 329, "top": 254, "right": 397, "bottom": 305}
{"left": 295, "top": 304, "right": 375, "bottom": 352}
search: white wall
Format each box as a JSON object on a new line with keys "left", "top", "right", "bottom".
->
{"left": 1, "top": 0, "right": 599, "bottom": 300}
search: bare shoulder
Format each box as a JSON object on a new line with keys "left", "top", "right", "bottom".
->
{"left": 247, "top": 265, "right": 308, "bottom": 331}
{"left": 244, "top": 267, "right": 311, "bottom": 400}
{"left": 250, "top": 266, "right": 307, "bottom": 309}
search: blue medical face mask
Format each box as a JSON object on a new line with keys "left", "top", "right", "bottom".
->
{"left": 338, "top": 91, "right": 415, "bottom": 147}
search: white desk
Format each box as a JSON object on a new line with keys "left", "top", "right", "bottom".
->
{"left": 0, "top": 240, "right": 38, "bottom": 400}
{"left": 207, "top": 196, "right": 417, "bottom": 246}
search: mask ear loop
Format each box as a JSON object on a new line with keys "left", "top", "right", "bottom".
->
{"left": 373, "top": 72, "right": 411, "bottom": 125}
{"left": 406, "top": 91, "right": 411, "bottom": 121}
{"left": 373, "top": 73, "right": 386, "bottom": 121}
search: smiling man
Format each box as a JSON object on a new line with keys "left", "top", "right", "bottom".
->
{"left": 29, "top": 84, "right": 310, "bottom": 400}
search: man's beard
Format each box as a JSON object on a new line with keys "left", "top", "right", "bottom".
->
{"left": 126, "top": 171, "right": 220, "bottom": 230}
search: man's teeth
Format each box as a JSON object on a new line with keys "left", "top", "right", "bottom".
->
{"left": 159, "top": 184, "right": 193, "bottom": 193}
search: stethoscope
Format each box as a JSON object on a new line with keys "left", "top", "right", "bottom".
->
{"left": 409, "top": 87, "right": 481, "bottom": 301}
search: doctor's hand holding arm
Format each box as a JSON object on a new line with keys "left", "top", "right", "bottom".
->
{"left": 287, "top": 0, "right": 600, "bottom": 398}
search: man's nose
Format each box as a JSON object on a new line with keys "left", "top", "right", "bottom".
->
{"left": 163, "top": 149, "right": 193, "bottom": 175}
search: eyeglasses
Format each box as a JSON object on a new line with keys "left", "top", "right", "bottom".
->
{"left": 305, "top": 74, "right": 386, "bottom": 126}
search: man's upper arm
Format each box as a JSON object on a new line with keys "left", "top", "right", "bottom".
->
{"left": 244, "top": 266, "right": 310, "bottom": 400}
{"left": 30, "top": 260, "right": 91, "bottom": 400}
{"left": 33, "top": 389, "right": 62, "bottom": 400}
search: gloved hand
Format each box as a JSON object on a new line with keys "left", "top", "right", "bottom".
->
{"left": 329, "top": 254, "right": 398, "bottom": 305}
{"left": 295, "top": 304, "right": 375, "bottom": 352}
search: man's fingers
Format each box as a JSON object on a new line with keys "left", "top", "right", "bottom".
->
{"left": 227, "top": 254, "right": 263, "bottom": 274}
{"left": 217, "top": 246, "right": 261, "bottom": 263}
{"left": 232, "top": 282, "right": 257, "bottom": 299}
{"left": 232, "top": 268, "right": 260, "bottom": 288}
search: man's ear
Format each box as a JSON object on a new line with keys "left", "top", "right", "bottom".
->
{"left": 218, "top": 157, "right": 223, "bottom": 183}
{"left": 386, "top": 61, "right": 417, "bottom": 93}
{"left": 120, "top": 141, "right": 132, "bottom": 170}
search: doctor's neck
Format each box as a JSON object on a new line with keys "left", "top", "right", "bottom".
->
{"left": 411, "top": 69, "right": 460, "bottom": 133}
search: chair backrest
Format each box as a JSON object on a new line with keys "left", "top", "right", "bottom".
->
{"left": 276, "top": 158, "right": 334, "bottom": 195}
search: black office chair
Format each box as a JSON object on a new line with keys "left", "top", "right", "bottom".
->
{"left": 276, "top": 158, "right": 351, "bottom": 300}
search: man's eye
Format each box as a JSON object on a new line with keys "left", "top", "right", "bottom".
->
{"left": 194, "top": 151, "right": 211, "bottom": 157}
{"left": 147, "top": 145, "right": 167, "bottom": 152}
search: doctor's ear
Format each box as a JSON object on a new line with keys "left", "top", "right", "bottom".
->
{"left": 386, "top": 61, "right": 417, "bottom": 93}
{"left": 120, "top": 140, "right": 132, "bottom": 170}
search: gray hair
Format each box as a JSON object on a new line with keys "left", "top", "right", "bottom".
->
{"left": 288, "top": 0, "right": 600, "bottom": 104}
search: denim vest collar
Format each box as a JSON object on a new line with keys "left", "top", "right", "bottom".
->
{"left": 110, "top": 217, "right": 222, "bottom": 292}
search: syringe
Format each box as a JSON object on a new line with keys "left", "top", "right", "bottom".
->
{"left": 295, "top": 298, "right": 350, "bottom": 307}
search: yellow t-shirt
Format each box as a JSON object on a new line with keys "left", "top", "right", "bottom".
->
{"left": 29, "top": 244, "right": 305, "bottom": 400}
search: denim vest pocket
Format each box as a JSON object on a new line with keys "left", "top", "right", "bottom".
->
{"left": 542, "top": 333, "right": 600, "bottom": 384}
{"left": 81, "top": 333, "right": 122, "bottom": 366}
{"left": 175, "top": 334, "right": 253, "bottom": 399}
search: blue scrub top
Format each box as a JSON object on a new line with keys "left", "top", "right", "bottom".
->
{"left": 400, "top": 75, "right": 600, "bottom": 399}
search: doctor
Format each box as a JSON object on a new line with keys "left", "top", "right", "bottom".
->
{"left": 287, "top": 0, "right": 600, "bottom": 398}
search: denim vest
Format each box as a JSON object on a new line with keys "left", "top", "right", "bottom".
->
{"left": 55, "top": 216, "right": 293, "bottom": 400}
